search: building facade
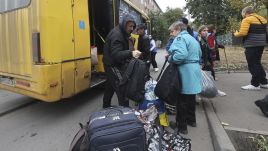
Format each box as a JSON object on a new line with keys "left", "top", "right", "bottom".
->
{"left": 128, "top": 0, "right": 162, "bottom": 13}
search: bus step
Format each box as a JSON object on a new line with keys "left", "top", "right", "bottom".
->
{"left": 90, "top": 72, "right": 106, "bottom": 88}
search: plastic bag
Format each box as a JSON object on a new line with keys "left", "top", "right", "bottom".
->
{"left": 200, "top": 70, "right": 217, "bottom": 98}
{"left": 91, "top": 46, "right": 98, "bottom": 65}
{"left": 147, "top": 125, "right": 191, "bottom": 151}
{"left": 145, "top": 79, "right": 159, "bottom": 101}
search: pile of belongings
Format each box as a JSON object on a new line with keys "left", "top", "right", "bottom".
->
{"left": 136, "top": 106, "right": 191, "bottom": 151}
{"left": 139, "top": 79, "right": 169, "bottom": 126}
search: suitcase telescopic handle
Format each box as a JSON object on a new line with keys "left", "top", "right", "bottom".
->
{"left": 104, "top": 107, "right": 124, "bottom": 117}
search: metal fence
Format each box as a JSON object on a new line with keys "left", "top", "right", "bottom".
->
{"left": 217, "top": 33, "right": 243, "bottom": 46}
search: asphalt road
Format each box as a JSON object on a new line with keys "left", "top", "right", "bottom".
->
{"left": 0, "top": 50, "right": 213, "bottom": 151}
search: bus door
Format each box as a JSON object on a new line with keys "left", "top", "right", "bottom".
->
{"left": 71, "top": 0, "right": 91, "bottom": 93}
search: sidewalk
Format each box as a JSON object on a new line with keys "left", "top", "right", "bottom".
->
{"left": 205, "top": 72, "right": 268, "bottom": 150}
{"left": 213, "top": 72, "right": 268, "bottom": 132}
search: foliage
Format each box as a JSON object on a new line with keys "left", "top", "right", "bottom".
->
{"left": 185, "top": 0, "right": 267, "bottom": 34}
{"left": 250, "top": 135, "right": 268, "bottom": 151}
{"left": 148, "top": 8, "right": 184, "bottom": 45}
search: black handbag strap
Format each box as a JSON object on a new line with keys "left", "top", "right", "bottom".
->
{"left": 253, "top": 15, "right": 264, "bottom": 25}
{"left": 156, "top": 51, "right": 176, "bottom": 81}
{"left": 156, "top": 58, "right": 168, "bottom": 81}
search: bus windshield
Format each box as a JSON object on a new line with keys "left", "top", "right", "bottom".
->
{"left": 0, "top": 0, "right": 31, "bottom": 13}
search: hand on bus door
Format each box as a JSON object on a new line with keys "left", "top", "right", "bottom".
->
{"left": 132, "top": 50, "right": 141, "bottom": 59}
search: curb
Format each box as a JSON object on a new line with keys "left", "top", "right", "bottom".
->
{"left": 202, "top": 99, "right": 236, "bottom": 151}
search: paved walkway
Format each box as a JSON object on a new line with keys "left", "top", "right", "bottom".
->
{"left": 212, "top": 72, "right": 268, "bottom": 132}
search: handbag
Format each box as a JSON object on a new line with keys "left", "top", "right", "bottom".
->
{"left": 154, "top": 56, "right": 181, "bottom": 106}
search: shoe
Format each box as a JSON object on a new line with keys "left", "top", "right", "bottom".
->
{"left": 217, "top": 90, "right": 227, "bottom": 97}
{"left": 241, "top": 85, "right": 260, "bottom": 91}
{"left": 255, "top": 100, "right": 268, "bottom": 117}
{"left": 169, "top": 121, "right": 177, "bottom": 130}
{"left": 154, "top": 68, "right": 159, "bottom": 72}
{"left": 260, "top": 84, "right": 268, "bottom": 89}
{"left": 187, "top": 122, "right": 197, "bottom": 127}
{"left": 177, "top": 129, "right": 188, "bottom": 135}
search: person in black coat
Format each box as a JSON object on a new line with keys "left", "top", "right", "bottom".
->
{"left": 102, "top": 14, "right": 141, "bottom": 108}
{"left": 136, "top": 24, "right": 151, "bottom": 63}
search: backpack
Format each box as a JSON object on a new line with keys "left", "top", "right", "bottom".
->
{"left": 120, "top": 58, "right": 149, "bottom": 103}
{"left": 154, "top": 59, "right": 181, "bottom": 106}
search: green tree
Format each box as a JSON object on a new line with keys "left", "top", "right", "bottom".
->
{"left": 149, "top": 8, "right": 184, "bottom": 45}
{"left": 185, "top": 0, "right": 267, "bottom": 34}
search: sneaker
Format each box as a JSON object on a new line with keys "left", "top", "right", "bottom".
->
{"left": 260, "top": 84, "right": 268, "bottom": 89}
{"left": 154, "top": 68, "right": 159, "bottom": 72}
{"left": 217, "top": 90, "right": 227, "bottom": 97}
{"left": 241, "top": 85, "right": 261, "bottom": 91}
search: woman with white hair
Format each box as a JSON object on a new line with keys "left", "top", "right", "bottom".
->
{"left": 168, "top": 21, "right": 202, "bottom": 134}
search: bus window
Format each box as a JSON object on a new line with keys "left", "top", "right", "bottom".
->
{"left": 0, "top": 0, "right": 31, "bottom": 13}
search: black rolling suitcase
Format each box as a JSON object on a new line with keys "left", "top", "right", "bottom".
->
{"left": 88, "top": 106, "right": 146, "bottom": 151}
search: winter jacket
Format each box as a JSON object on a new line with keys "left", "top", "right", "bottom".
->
{"left": 103, "top": 15, "right": 135, "bottom": 71}
{"left": 138, "top": 34, "right": 151, "bottom": 62}
{"left": 199, "top": 37, "right": 213, "bottom": 69}
{"left": 168, "top": 31, "right": 202, "bottom": 94}
{"left": 234, "top": 13, "right": 267, "bottom": 47}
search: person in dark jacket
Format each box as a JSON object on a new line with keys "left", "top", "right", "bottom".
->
{"left": 180, "top": 17, "right": 194, "bottom": 37}
{"left": 136, "top": 24, "right": 151, "bottom": 64}
{"left": 234, "top": 6, "right": 268, "bottom": 90}
{"left": 198, "top": 25, "right": 216, "bottom": 80}
{"left": 102, "top": 14, "right": 141, "bottom": 108}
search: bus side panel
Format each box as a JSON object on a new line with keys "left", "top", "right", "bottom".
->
{"left": 75, "top": 59, "right": 90, "bottom": 94}
{"left": 39, "top": 0, "right": 75, "bottom": 62}
{"left": 61, "top": 62, "right": 75, "bottom": 98}
{"left": 72, "top": 0, "right": 90, "bottom": 59}
{"left": 0, "top": 64, "right": 62, "bottom": 102}
{"left": 0, "top": 7, "right": 34, "bottom": 77}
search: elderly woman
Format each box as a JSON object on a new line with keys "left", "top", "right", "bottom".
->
{"left": 168, "top": 21, "right": 202, "bottom": 134}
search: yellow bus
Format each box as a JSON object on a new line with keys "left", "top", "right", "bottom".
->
{"left": 0, "top": 0, "right": 149, "bottom": 102}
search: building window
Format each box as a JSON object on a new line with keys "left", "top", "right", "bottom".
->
{"left": 141, "top": 0, "right": 143, "bottom": 4}
{"left": 0, "top": 0, "right": 31, "bottom": 13}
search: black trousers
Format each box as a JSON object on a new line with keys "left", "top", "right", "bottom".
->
{"left": 176, "top": 94, "right": 196, "bottom": 130}
{"left": 245, "top": 46, "right": 267, "bottom": 87}
{"left": 103, "top": 65, "right": 129, "bottom": 108}
{"left": 150, "top": 52, "right": 158, "bottom": 68}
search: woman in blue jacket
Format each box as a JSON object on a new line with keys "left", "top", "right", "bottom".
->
{"left": 168, "top": 21, "right": 202, "bottom": 134}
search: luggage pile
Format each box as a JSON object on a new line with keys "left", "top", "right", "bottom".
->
{"left": 70, "top": 106, "right": 191, "bottom": 151}
{"left": 139, "top": 106, "right": 191, "bottom": 151}
{"left": 139, "top": 79, "right": 169, "bottom": 127}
